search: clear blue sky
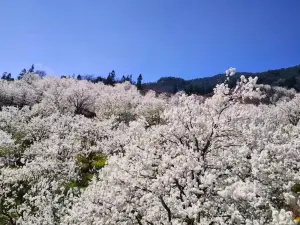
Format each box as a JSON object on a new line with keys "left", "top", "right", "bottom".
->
{"left": 0, "top": 0, "right": 299, "bottom": 82}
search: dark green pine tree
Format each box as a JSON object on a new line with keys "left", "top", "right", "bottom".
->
{"left": 35, "top": 70, "right": 47, "bottom": 78}
{"left": 1, "top": 72, "right": 7, "bottom": 80}
{"left": 28, "top": 64, "right": 35, "bottom": 73}
{"left": 5, "top": 73, "right": 13, "bottom": 81}
{"left": 121, "top": 74, "right": 133, "bottom": 84}
{"left": 18, "top": 69, "right": 27, "bottom": 80}
{"left": 105, "top": 70, "right": 116, "bottom": 86}
{"left": 94, "top": 76, "right": 105, "bottom": 83}
{"left": 121, "top": 75, "right": 126, "bottom": 83}
{"left": 137, "top": 74, "right": 143, "bottom": 90}
{"left": 77, "top": 74, "right": 82, "bottom": 80}
{"left": 128, "top": 74, "right": 133, "bottom": 84}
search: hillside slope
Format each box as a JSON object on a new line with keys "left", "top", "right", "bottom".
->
{"left": 144, "top": 65, "right": 300, "bottom": 95}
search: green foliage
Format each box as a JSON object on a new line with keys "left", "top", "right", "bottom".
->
{"left": 28, "top": 64, "right": 35, "bottom": 73}
{"left": 292, "top": 183, "right": 300, "bottom": 194}
{"left": 35, "top": 70, "right": 47, "bottom": 78}
{"left": 12, "top": 131, "right": 32, "bottom": 150}
{"left": 121, "top": 74, "right": 133, "bottom": 84}
{"left": 116, "top": 111, "right": 136, "bottom": 125}
{"left": 93, "top": 76, "right": 105, "bottom": 83}
{"left": 1, "top": 72, "right": 14, "bottom": 81}
{"left": 17, "top": 68, "right": 27, "bottom": 80}
{"left": 0, "top": 213, "right": 18, "bottom": 225}
{"left": 14, "top": 182, "right": 31, "bottom": 206}
{"left": 0, "top": 215, "right": 10, "bottom": 225}
{"left": 172, "top": 84, "right": 178, "bottom": 94}
{"left": 64, "top": 181, "right": 77, "bottom": 190}
{"left": 64, "top": 153, "right": 107, "bottom": 190}
{"left": 184, "top": 84, "right": 209, "bottom": 95}
{"left": 105, "top": 70, "right": 116, "bottom": 86}
{"left": 137, "top": 74, "right": 143, "bottom": 90}
{"left": 76, "top": 153, "right": 107, "bottom": 171}
{"left": 12, "top": 131, "right": 26, "bottom": 144}
{"left": 0, "top": 147, "right": 9, "bottom": 157}
{"left": 157, "top": 77, "right": 186, "bottom": 85}
{"left": 144, "top": 108, "right": 164, "bottom": 128}
{"left": 0, "top": 181, "right": 31, "bottom": 225}
{"left": 91, "top": 158, "right": 106, "bottom": 169}
{"left": 64, "top": 173, "right": 93, "bottom": 191}
{"left": 143, "top": 65, "right": 300, "bottom": 95}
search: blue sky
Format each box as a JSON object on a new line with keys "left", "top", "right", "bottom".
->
{"left": 0, "top": 0, "right": 299, "bottom": 82}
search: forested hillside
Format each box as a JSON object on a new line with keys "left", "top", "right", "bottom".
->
{"left": 3, "top": 64, "right": 300, "bottom": 97}
{"left": 144, "top": 65, "right": 300, "bottom": 95}
{"left": 1, "top": 69, "right": 300, "bottom": 224}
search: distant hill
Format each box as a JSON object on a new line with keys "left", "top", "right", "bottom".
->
{"left": 143, "top": 65, "right": 300, "bottom": 95}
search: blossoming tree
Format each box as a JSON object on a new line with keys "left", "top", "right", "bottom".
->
{"left": 0, "top": 69, "right": 300, "bottom": 224}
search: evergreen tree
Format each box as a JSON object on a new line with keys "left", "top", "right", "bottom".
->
{"left": 35, "top": 70, "right": 47, "bottom": 78}
{"left": 94, "top": 76, "right": 106, "bottom": 83}
{"left": 77, "top": 75, "right": 82, "bottom": 80}
{"left": 28, "top": 64, "right": 35, "bottom": 73}
{"left": 128, "top": 74, "right": 133, "bottom": 84}
{"left": 2, "top": 72, "right": 14, "bottom": 81}
{"left": 105, "top": 70, "right": 116, "bottom": 86}
{"left": 121, "top": 75, "right": 126, "bottom": 83}
{"left": 18, "top": 69, "right": 27, "bottom": 80}
{"left": 83, "top": 74, "right": 94, "bottom": 81}
{"left": 1, "top": 72, "right": 7, "bottom": 80}
{"left": 6, "top": 73, "right": 13, "bottom": 81}
{"left": 137, "top": 74, "right": 143, "bottom": 90}
{"left": 121, "top": 75, "right": 133, "bottom": 84}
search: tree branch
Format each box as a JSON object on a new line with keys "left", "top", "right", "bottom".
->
{"left": 159, "top": 195, "right": 172, "bottom": 223}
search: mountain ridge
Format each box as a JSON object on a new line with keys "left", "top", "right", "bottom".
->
{"left": 143, "top": 64, "right": 300, "bottom": 95}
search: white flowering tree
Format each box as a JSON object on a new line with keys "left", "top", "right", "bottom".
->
{"left": 0, "top": 70, "right": 300, "bottom": 224}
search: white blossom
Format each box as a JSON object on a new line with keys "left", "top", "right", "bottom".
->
{"left": 0, "top": 71, "right": 299, "bottom": 224}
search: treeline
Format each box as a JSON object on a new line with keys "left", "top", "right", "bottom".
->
{"left": 143, "top": 64, "right": 300, "bottom": 95}
{"left": 1, "top": 65, "right": 144, "bottom": 90}
{"left": 1, "top": 64, "right": 47, "bottom": 81}
{"left": 61, "top": 70, "right": 143, "bottom": 90}
{"left": 3, "top": 64, "right": 300, "bottom": 96}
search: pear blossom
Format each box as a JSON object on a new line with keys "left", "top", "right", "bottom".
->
{"left": 0, "top": 71, "right": 299, "bottom": 224}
